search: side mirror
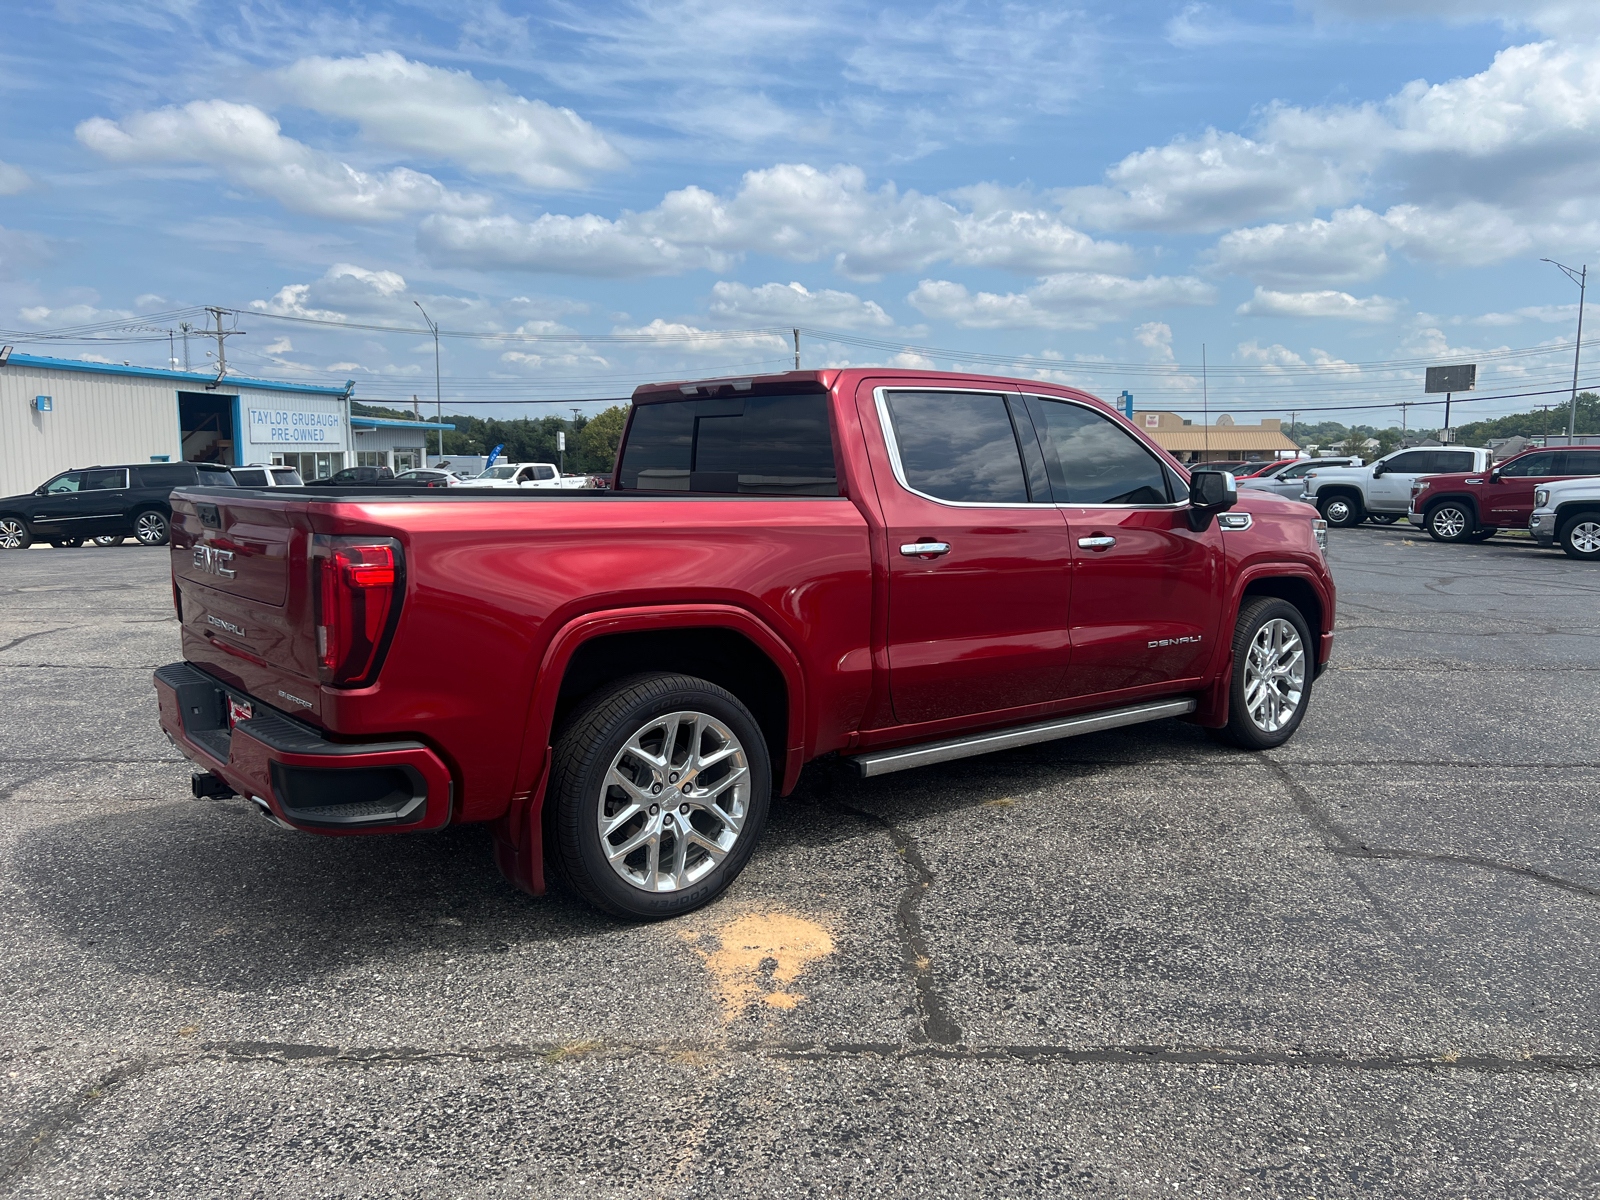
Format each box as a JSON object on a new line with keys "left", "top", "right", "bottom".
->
{"left": 1371, "top": 461, "right": 1386, "bottom": 477}
{"left": 1489, "top": 468, "right": 1502, "bottom": 483}
{"left": 1187, "top": 469, "right": 1237, "bottom": 531}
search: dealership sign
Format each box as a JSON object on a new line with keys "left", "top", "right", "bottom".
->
{"left": 249, "top": 408, "right": 342, "bottom": 444}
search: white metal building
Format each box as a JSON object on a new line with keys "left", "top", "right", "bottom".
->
{"left": 351, "top": 415, "right": 455, "bottom": 473}
{"left": 0, "top": 352, "right": 353, "bottom": 497}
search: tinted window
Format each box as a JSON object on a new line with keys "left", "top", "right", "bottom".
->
{"left": 135, "top": 465, "right": 196, "bottom": 488}
{"left": 1383, "top": 452, "right": 1430, "bottom": 473}
{"left": 618, "top": 394, "right": 837, "bottom": 495}
{"left": 1280, "top": 461, "right": 1318, "bottom": 480}
{"left": 1433, "top": 451, "right": 1475, "bottom": 472}
{"left": 272, "top": 468, "right": 303, "bottom": 485}
{"left": 44, "top": 473, "right": 84, "bottom": 494}
{"left": 1555, "top": 450, "right": 1600, "bottom": 476}
{"left": 1495, "top": 452, "right": 1555, "bottom": 478}
{"left": 196, "top": 467, "right": 237, "bottom": 487}
{"left": 882, "top": 391, "right": 1028, "bottom": 504}
{"left": 84, "top": 469, "right": 128, "bottom": 490}
{"left": 231, "top": 468, "right": 270, "bottom": 486}
{"left": 1027, "top": 398, "right": 1171, "bottom": 505}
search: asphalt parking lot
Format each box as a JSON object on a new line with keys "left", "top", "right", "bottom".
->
{"left": 2, "top": 525, "right": 1598, "bottom": 1198}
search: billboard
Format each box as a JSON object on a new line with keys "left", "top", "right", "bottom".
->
{"left": 1425, "top": 364, "right": 1476, "bottom": 393}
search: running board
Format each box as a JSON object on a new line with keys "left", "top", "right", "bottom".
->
{"left": 844, "top": 698, "right": 1198, "bottom": 778}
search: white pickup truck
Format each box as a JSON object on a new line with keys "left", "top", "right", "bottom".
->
{"left": 1300, "top": 446, "right": 1491, "bottom": 527}
{"left": 470, "top": 463, "right": 591, "bottom": 490}
{"left": 1530, "top": 477, "right": 1600, "bottom": 560}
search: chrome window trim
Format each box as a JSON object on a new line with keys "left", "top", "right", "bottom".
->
{"left": 1017, "top": 392, "right": 1189, "bottom": 511}
{"left": 873, "top": 386, "right": 1042, "bottom": 510}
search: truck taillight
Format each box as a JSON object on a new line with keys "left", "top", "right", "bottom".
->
{"left": 315, "top": 539, "right": 402, "bottom": 686}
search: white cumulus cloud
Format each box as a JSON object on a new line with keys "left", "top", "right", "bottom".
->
{"left": 419, "top": 163, "right": 1134, "bottom": 279}
{"left": 908, "top": 273, "right": 1216, "bottom": 331}
{"left": 707, "top": 281, "right": 895, "bottom": 328}
{"left": 1236, "top": 287, "right": 1402, "bottom": 322}
{"left": 0, "top": 161, "right": 34, "bottom": 195}
{"left": 272, "top": 52, "right": 626, "bottom": 190}
{"left": 76, "top": 100, "right": 489, "bottom": 221}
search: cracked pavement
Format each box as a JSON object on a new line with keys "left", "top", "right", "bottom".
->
{"left": 2, "top": 529, "right": 1598, "bottom": 1198}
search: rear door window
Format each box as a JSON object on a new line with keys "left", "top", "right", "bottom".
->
{"left": 1433, "top": 450, "right": 1476, "bottom": 472}
{"left": 1553, "top": 451, "right": 1600, "bottom": 476}
{"left": 1025, "top": 397, "right": 1172, "bottom": 505}
{"left": 135, "top": 465, "right": 195, "bottom": 487}
{"left": 83, "top": 469, "right": 128, "bottom": 490}
{"left": 882, "top": 391, "right": 1031, "bottom": 504}
{"left": 618, "top": 393, "right": 837, "bottom": 495}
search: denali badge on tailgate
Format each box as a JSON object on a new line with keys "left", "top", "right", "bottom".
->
{"left": 193, "top": 544, "right": 236, "bottom": 579}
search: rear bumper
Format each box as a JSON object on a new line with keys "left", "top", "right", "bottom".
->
{"left": 154, "top": 661, "right": 453, "bottom": 834}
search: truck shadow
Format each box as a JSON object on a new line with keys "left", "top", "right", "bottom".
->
{"left": 14, "top": 722, "right": 1234, "bottom": 989}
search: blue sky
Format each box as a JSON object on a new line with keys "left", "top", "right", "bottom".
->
{"left": 2, "top": 0, "right": 1597, "bottom": 428}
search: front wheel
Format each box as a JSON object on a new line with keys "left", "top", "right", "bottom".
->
{"left": 1425, "top": 501, "right": 1475, "bottom": 543}
{"left": 544, "top": 672, "right": 771, "bottom": 919}
{"left": 133, "top": 509, "right": 170, "bottom": 546}
{"left": 1559, "top": 512, "right": 1600, "bottom": 561}
{"left": 1318, "top": 494, "right": 1363, "bottom": 528}
{"left": 1212, "top": 597, "right": 1314, "bottom": 751}
{"left": 0, "top": 518, "right": 29, "bottom": 550}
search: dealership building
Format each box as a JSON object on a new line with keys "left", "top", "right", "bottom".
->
{"left": 0, "top": 352, "right": 449, "bottom": 497}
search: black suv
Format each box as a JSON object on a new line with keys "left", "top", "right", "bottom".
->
{"left": 0, "top": 462, "right": 237, "bottom": 550}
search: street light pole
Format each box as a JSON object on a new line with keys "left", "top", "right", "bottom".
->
{"left": 1542, "top": 259, "right": 1587, "bottom": 440}
{"left": 415, "top": 301, "right": 443, "bottom": 460}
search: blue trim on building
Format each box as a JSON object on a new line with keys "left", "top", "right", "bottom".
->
{"left": 3, "top": 352, "right": 349, "bottom": 397}
{"left": 350, "top": 415, "right": 457, "bottom": 431}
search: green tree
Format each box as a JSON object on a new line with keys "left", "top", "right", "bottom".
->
{"left": 1455, "top": 392, "right": 1599, "bottom": 445}
{"left": 577, "top": 405, "right": 629, "bottom": 474}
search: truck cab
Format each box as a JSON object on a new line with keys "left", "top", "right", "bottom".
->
{"left": 1409, "top": 447, "right": 1600, "bottom": 542}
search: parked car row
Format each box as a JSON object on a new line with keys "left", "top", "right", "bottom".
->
{"left": 1280, "top": 444, "right": 1600, "bottom": 560}
{"left": 0, "top": 457, "right": 616, "bottom": 549}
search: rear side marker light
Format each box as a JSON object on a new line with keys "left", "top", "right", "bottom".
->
{"left": 315, "top": 539, "right": 402, "bottom": 686}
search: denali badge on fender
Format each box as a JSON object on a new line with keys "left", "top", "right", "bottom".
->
{"left": 1149, "top": 635, "right": 1202, "bottom": 648}
{"left": 193, "top": 544, "right": 236, "bottom": 579}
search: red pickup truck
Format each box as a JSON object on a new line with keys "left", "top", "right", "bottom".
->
{"left": 155, "top": 370, "right": 1335, "bottom": 918}
{"left": 1407, "top": 446, "right": 1600, "bottom": 542}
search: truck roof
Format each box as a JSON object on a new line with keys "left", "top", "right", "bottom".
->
{"left": 631, "top": 367, "right": 1116, "bottom": 412}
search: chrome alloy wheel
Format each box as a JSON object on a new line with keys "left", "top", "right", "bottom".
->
{"left": 1571, "top": 520, "right": 1600, "bottom": 555}
{"left": 0, "top": 518, "right": 26, "bottom": 549}
{"left": 1430, "top": 506, "right": 1468, "bottom": 539}
{"left": 135, "top": 511, "right": 167, "bottom": 545}
{"left": 1324, "top": 498, "right": 1351, "bottom": 523}
{"left": 1243, "top": 618, "right": 1306, "bottom": 733}
{"left": 597, "top": 709, "right": 750, "bottom": 893}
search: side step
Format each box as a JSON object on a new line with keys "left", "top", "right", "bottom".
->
{"left": 844, "top": 698, "right": 1197, "bottom": 778}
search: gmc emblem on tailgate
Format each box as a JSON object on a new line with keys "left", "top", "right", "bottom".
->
{"left": 193, "top": 544, "right": 236, "bottom": 579}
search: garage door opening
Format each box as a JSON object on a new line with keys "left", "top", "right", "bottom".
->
{"left": 180, "top": 392, "right": 237, "bottom": 465}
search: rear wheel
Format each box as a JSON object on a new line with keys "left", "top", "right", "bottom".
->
{"left": 50, "top": 537, "right": 83, "bottom": 549}
{"left": 0, "top": 518, "right": 33, "bottom": 549}
{"left": 1367, "top": 513, "right": 1399, "bottom": 525}
{"left": 1559, "top": 512, "right": 1600, "bottom": 561}
{"left": 133, "top": 509, "right": 170, "bottom": 546}
{"left": 1318, "top": 493, "right": 1363, "bottom": 528}
{"left": 545, "top": 672, "right": 771, "bottom": 919}
{"left": 1212, "top": 597, "right": 1314, "bottom": 751}
{"left": 1465, "top": 527, "right": 1498, "bottom": 543}
{"left": 1425, "top": 501, "right": 1475, "bottom": 543}
{"left": 94, "top": 535, "right": 126, "bottom": 546}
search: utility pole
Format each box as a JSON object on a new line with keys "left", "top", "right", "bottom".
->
{"left": 414, "top": 301, "right": 442, "bottom": 460}
{"left": 1201, "top": 344, "right": 1209, "bottom": 462}
{"left": 793, "top": 329, "right": 800, "bottom": 370}
{"left": 204, "top": 307, "right": 241, "bottom": 380}
{"left": 1541, "top": 259, "right": 1587, "bottom": 440}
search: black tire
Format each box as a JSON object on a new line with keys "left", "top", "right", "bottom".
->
{"left": 1367, "top": 513, "right": 1400, "bottom": 525}
{"left": 94, "top": 535, "right": 127, "bottom": 546}
{"left": 133, "top": 509, "right": 170, "bottom": 546}
{"left": 1211, "top": 597, "right": 1315, "bottom": 751}
{"left": 545, "top": 672, "right": 772, "bottom": 920}
{"left": 1465, "top": 527, "right": 1498, "bottom": 543}
{"left": 50, "top": 537, "right": 83, "bottom": 548}
{"left": 1424, "top": 500, "right": 1475, "bottom": 543}
{"left": 1558, "top": 511, "right": 1600, "bottom": 561}
{"left": 1318, "top": 492, "right": 1363, "bottom": 528}
{"left": 0, "top": 517, "right": 30, "bottom": 550}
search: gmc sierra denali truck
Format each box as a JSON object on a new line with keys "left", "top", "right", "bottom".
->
{"left": 1408, "top": 446, "right": 1600, "bottom": 543}
{"left": 154, "top": 369, "right": 1336, "bottom": 919}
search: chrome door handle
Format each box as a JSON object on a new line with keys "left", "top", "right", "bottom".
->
{"left": 1078, "top": 536, "right": 1116, "bottom": 549}
{"left": 900, "top": 541, "right": 951, "bottom": 558}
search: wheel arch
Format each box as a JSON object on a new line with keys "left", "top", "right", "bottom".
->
{"left": 1424, "top": 491, "right": 1480, "bottom": 524}
{"left": 1554, "top": 502, "right": 1600, "bottom": 527}
{"left": 1192, "top": 567, "right": 1330, "bottom": 730}
{"left": 493, "top": 605, "right": 806, "bottom": 898}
